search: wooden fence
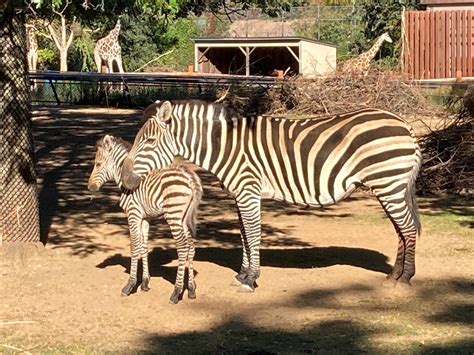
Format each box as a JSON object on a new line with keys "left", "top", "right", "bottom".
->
{"left": 403, "top": 10, "right": 474, "bottom": 80}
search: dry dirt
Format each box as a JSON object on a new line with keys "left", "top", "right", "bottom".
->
{"left": 1, "top": 106, "right": 473, "bottom": 354}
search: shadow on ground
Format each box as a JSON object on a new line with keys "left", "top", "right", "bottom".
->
{"left": 139, "top": 277, "right": 474, "bottom": 354}
{"left": 97, "top": 244, "right": 392, "bottom": 286}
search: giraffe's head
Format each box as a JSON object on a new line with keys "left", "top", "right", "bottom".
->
{"left": 114, "top": 18, "right": 121, "bottom": 32}
{"left": 381, "top": 32, "right": 393, "bottom": 44}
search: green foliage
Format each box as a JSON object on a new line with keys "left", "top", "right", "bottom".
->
{"left": 37, "top": 47, "right": 58, "bottom": 69}
{"left": 153, "top": 18, "right": 199, "bottom": 71}
{"left": 119, "top": 13, "right": 169, "bottom": 71}
{"left": 295, "top": 6, "right": 364, "bottom": 59}
{"left": 69, "top": 30, "right": 95, "bottom": 72}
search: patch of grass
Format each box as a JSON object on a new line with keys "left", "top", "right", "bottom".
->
{"left": 418, "top": 196, "right": 473, "bottom": 237}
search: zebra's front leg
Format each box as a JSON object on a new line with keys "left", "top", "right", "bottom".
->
{"left": 140, "top": 219, "right": 150, "bottom": 292}
{"left": 235, "top": 191, "right": 262, "bottom": 293}
{"left": 122, "top": 215, "right": 142, "bottom": 296}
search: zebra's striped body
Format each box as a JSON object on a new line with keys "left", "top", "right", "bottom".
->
{"left": 122, "top": 100, "right": 422, "bottom": 292}
{"left": 88, "top": 135, "right": 202, "bottom": 303}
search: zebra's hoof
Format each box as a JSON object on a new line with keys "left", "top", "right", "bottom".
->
{"left": 238, "top": 284, "right": 255, "bottom": 293}
{"left": 121, "top": 282, "right": 135, "bottom": 296}
{"left": 141, "top": 279, "right": 150, "bottom": 292}
{"left": 188, "top": 289, "right": 196, "bottom": 299}
{"left": 230, "top": 277, "right": 242, "bottom": 287}
{"left": 169, "top": 288, "right": 182, "bottom": 304}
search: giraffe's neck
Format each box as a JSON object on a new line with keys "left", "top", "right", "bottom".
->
{"left": 364, "top": 36, "right": 386, "bottom": 62}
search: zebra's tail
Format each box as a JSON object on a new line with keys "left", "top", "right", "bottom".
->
{"left": 406, "top": 141, "right": 423, "bottom": 238}
{"left": 182, "top": 166, "right": 203, "bottom": 239}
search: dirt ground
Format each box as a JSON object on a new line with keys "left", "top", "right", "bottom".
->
{"left": 1, "top": 106, "right": 473, "bottom": 354}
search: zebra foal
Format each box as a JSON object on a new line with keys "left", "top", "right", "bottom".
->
{"left": 122, "top": 100, "right": 422, "bottom": 293}
{"left": 88, "top": 134, "right": 202, "bottom": 303}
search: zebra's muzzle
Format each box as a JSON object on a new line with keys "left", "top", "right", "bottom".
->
{"left": 87, "top": 182, "right": 100, "bottom": 193}
{"left": 122, "top": 157, "right": 141, "bottom": 190}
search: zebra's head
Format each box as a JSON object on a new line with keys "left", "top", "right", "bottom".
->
{"left": 88, "top": 135, "right": 118, "bottom": 192}
{"left": 122, "top": 101, "right": 176, "bottom": 190}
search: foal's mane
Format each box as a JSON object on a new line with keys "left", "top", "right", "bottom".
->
{"left": 96, "top": 135, "right": 131, "bottom": 152}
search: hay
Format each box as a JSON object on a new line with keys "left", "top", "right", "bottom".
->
{"left": 263, "top": 71, "right": 444, "bottom": 117}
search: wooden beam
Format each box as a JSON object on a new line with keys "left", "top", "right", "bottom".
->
{"left": 286, "top": 46, "right": 300, "bottom": 63}
{"left": 197, "top": 47, "right": 211, "bottom": 63}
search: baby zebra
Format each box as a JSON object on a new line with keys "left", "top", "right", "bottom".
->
{"left": 87, "top": 135, "right": 202, "bottom": 304}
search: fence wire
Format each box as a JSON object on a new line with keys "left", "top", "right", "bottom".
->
{"left": 0, "top": 7, "right": 40, "bottom": 244}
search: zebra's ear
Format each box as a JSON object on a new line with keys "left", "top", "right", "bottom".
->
{"left": 158, "top": 101, "right": 172, "bottom": 124}
{"left": 103, "top": 135, "right": 115, "bottom": 153}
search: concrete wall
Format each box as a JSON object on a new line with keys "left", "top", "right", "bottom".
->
{"left": 300, "top": 41, "right": 336, "bottom": 77}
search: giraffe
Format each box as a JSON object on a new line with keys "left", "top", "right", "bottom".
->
{"left": 26, "top": 23, "right": 38, "bottom": 72}
{"left": 341, "top": 32, "right": 393, "bottom": 76}
{"left": 94, "top": 18, "right": 124, "bottom": 73}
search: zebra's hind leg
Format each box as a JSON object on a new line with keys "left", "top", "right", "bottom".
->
{"left": 232, "top": 206, "right": 251, "bottom": 287}
{"left": 235, "top": 191, "right": 262, "bottom": 293}
{"left": 169, "top": 230, "right": 188, "bottom": 304}
{"left": 186, "top": 232, "right": 197, "bottom": 299}
{"left": 122, "top": 216, "right": 143, "bottom": 296}
{"left": 140, "top": 220, "right": 150, "bottom": 292}
{"left": 376, "top": 193, "right": 419, "bottom": 286}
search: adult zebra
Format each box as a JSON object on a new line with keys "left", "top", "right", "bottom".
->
{"left": 88, "top": 135, "right": 202, "bottom": 303}
{"left": 122, "top": 100, "right": 422, "bottom": 292}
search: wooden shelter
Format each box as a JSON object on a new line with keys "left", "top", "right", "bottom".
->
{"left": 193, "top": 37, "right": 336, "bottom": 78}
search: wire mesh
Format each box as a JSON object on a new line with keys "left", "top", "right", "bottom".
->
{"left": 0, "top": 6, "right": 40, "bottom": 244}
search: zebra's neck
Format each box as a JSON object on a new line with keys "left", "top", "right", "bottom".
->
{"left": 112, "top": 144, "right": 129, "bottom": 188}
{"left": 169, "top": 100, "right": 258, "bottom": 193}
{"left": 170, "top": 101, "right": 232, "bottom": 174}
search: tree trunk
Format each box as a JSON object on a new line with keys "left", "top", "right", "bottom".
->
{"left": 60, "top": 49, "right": 68, "bottom": 72}
{"left": 0, "top": 2, "right": 41, "bottom": 253}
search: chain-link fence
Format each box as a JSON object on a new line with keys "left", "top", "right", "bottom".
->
{"left": 196, "top": 6, "right": 362, "bottom": 59}
{"left": 0, "top": 6, "right": 41, "bottom": 244}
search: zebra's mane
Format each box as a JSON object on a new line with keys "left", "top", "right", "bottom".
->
{"left": 143, "top": 99, "right": 234, "bottom": 122}
{"left": 96, "top": 135, "right": 131, "bottom": 153}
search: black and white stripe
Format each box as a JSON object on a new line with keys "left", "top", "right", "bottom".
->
{"left": 88, "top": 134, "right": 202, "bottom": 303}
{"left": 122, "top": 100, "right": 422, "bottom": 292}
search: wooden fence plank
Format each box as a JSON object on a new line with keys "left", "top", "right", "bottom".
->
{"left": 456, "top": 11, "right": 462, "bottom": 77}
{"left": 413, "top": 11, "right": 420, "bottom": 79}
{"left": 424, "top": 12, "right": 430, "bottom": 78}
{"left": 430, "top": 11, "right": 435, "bottom": 79}
{"left": 462, "top": 11, "right": 466, "bottom": 76}
{"left": 410, "top": 11, "right": 416, "bottom": 78}
{"left": 420, "top": 12, "right": 425, "bottom": 78}
{"left": 441, "top": 11, "right": 446, "bottom": 78}
{"left": 468, "top": 10, "right": 473, "bottom": 76}
{"left": 436, "top": 11, "right": 441, "bottom": 78}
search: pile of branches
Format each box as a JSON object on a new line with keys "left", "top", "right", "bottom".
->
{"left": 263, "top": 71, "right": 443, "bottom": 118}
{"left": 418, "top": 87, "right": 474, "bottom": 196}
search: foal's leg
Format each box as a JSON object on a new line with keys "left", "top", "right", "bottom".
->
{"left": 140, "top": 219, "right": 150, "bottom": 292}
{"left": 186, "top": 230, "right": 197, "bottom": 299}
{"left": 122, "top": 215, "right": 142, "bottom": 296}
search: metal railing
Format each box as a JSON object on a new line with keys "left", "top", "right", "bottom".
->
{"left": 28, "top": 70, "right": 278, "bottom": 106}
